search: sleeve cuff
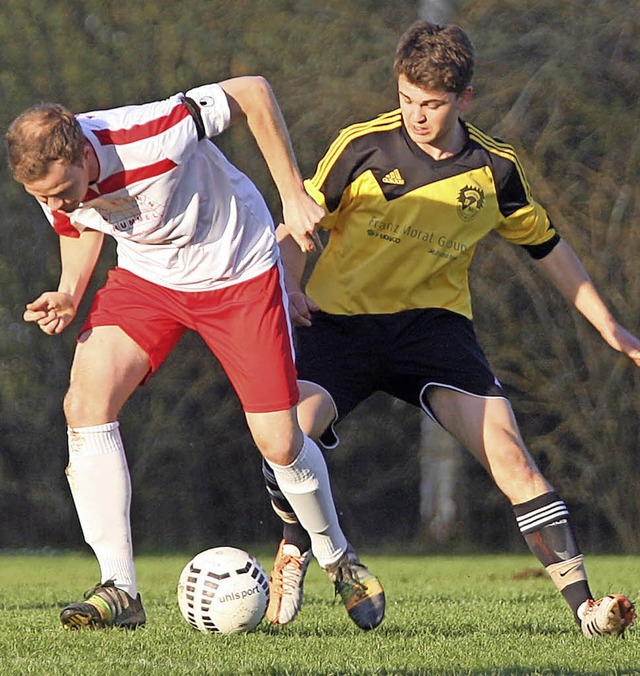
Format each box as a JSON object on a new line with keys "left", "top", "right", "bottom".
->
{"left": 521, "top": 232, "right": 561, "bottom": 259}
{"left": 184, "top": 83, "right": 231, "bottom": 137}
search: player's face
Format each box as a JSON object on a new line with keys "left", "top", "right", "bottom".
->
{"left": 398, "top": 75, "right": 472, "bottom": 156}
{"left": 23, "top": 155, "right": 91, "bottom": 213}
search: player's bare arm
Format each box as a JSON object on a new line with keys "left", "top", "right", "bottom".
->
{"left": 218, "top": 76, "right": 324, "bottom": 253}
{"left": 536, "top": 238, "right": 640, "bottom": 366}
{"left": 276, "top": 224, "right": 320, "bottom": 327}
{"left": 24, "top": 229, "right": 104, "bottom": 335}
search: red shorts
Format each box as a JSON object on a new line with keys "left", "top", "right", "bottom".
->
{"left": 80, "top": 266, "right": 299, "bottom": 413}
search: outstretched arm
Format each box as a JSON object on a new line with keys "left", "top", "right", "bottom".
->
{"left": 218, "top": 76, "right": 324, "bottom": 254}
{"left": 535, "top": 239, "right": 640, "bottom": 366}
{"left": 24, "top": 229, "right": 104, "bottom": 335}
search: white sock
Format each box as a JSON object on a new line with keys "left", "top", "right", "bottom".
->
{"left": 266, "top": 435, "right": 347, "bottom": 567}
{"left": 66, "top": 422, "right": 138, "bottom": 598}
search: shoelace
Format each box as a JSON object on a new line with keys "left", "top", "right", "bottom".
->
{"left": 583, "top": 596, "right": 635, "bottom": 636}
{"left": 83, "top": 579, "right": 129, "bottom": 616}
{"left": 333, "top": 563, "right": 369, "bottom": 601}
{"left": 274, "top": 554, "right": 307, "bottom": 593}
{"left": 83, "top": 578, "right": 116, "bottom": 600}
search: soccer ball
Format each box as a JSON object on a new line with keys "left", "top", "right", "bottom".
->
{"left": 177, "top": 546, "right": 269, "bottom": 634}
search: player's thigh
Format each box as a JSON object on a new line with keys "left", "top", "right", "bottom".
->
{"left": 65, "top": 325, "right": 151, "bottom": 426}
{"left": 295, "top": 312, "right": 380, "bottom": 419}
{"left": 427, "top": 386, "right": 549, "bottom": 501}
{"left": 195, "top": 267, "right": 299, "bottom": 414}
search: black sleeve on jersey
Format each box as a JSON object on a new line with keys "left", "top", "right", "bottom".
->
{"left": 182, "top": 97, "right": 206, "bottom": 140}
{"left": 521, "top": 231, "right": 561, "bottom": 259}
{"left": 488, "top": 146, "right": 561, "bottom": 259}
{"left": 493, "top": 155, "right": 529, "bottom": 218}
{"left": 318, "top": 141, "right": 362, "bottom": 213}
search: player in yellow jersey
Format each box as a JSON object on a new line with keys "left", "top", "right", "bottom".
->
{"left": 263, "top": 21, "right": 639, "bottom": 637}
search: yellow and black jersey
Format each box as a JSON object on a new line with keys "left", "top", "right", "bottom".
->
{"left": 304, "top": 109, "right": 559, "bottom": 318}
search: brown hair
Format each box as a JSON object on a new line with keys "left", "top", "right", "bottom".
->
{"left": 5, "top": 103, "right": 85, "bottom": 183}
{"left": 393, "top": 21, "right": 475, "bottom": 94}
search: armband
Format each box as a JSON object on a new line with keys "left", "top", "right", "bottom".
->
{"left": 182, "top": 96, "right": 206, "bottom": 140}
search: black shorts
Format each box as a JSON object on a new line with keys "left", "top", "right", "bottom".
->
{"left": 294, "top": 308, "right": 505, "bottom": 446}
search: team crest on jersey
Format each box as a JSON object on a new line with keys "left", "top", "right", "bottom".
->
{"left": 456, "top": 185, "right": 485, "bottom": 222}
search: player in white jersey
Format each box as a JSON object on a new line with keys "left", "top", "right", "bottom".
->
{"left": 5, "top": 76, "right": 384, "bottom": 630}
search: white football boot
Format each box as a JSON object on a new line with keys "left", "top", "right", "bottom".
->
{"left": 580, "top": 594, "right": 636, "bottom": 637}
{"left": 266, "top": 540, "right": 312, "bottom": 625}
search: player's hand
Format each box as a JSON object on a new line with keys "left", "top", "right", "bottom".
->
{"left": 287, "top": 291, "right": 319, "bottom": 327}
{"left": 23, "top": 291, "right": 77, "bottom": 335}
{"left": 281, "top": 190, "right": 325, "bottom": 253}
{"left": 603, "top": 324, "right": 640, "bottom": 367}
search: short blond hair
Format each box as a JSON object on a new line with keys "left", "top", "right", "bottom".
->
{"left": 393, "top": 21, "right": 474, "bottom": 94}
{"left": 5, "top": 103, "right": 85, "bottom": 183}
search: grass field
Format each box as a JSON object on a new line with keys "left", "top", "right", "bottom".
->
{"left": 0, "top": 550, "right": 637, "bottom": 675}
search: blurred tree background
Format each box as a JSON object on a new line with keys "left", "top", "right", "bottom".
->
{"left": 0, "top": 0, "right": 638, "bottom": 555}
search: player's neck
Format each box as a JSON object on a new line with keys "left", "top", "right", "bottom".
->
{"left": 85, "top": 141, "right": 100, "bottom": 184}
{"left": 418, "top": 122, "right": 466, "bottom": 161}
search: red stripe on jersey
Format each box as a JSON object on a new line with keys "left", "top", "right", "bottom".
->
{"left": 92, "top": 104, "right": 191, "bottom": 146}
{"left": 83, "top": 187, "right": 100, "bottom": 202}
{"left": 52, "top": 211, "right": 80, "bottom": 238}
{"left": 96, "top": 158, "right": 178, "bottom": 194}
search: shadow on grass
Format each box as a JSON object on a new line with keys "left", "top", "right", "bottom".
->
{"left": 3, "top": 600, "right": 69, "bottom": 611}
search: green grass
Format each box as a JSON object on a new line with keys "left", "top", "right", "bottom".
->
{"left": 0, "top": 551, "right": 637, "bottom": 675}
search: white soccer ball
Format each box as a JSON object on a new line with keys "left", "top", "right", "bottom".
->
{"left": 177, "top": 546, "right": 269, "bottom": 634}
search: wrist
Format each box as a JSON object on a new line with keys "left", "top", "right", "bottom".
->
{"left": 56, "top": 289, "right": 79, "bottom": 311}
{"left": 279, "top": 180, "right": 309, "bottom": 203}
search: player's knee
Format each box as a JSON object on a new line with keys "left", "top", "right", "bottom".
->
{"left": 495, "top": 466, "right": 552, "bottom": 504}
{"left": 255, "top": 430, "right": 304, "bottom": 466}
{"left": 259, "top": 442, "right": 300, "bottom": 466}
{"left": 246, "top": 408, "right": 304, "bottom": 465}
{"left": 63, "top": 384, "right": 108, "bottom": 427}
{"left": 63, "top": 386, "right": 80, "bottom": 424}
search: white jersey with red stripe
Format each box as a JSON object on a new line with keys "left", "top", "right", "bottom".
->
{"left": 41, "top": 83, "right": 278, "bottom": 292}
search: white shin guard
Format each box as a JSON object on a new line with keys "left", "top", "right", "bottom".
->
{"left": 266, "top": 435, "right": 347, "bottom": 567}
{"left": 66, "top": 422, "right": 138, "bottom": 597}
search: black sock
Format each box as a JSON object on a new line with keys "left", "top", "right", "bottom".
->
{"left": 283, "top": 522, "right": 311, "bottom": 553}
{"left": 513, "top": 491, "right": 592, "bottom": 621}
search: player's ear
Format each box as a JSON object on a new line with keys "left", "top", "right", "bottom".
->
{"left": 458, "top": 86, "right": 473, "bottom": 112}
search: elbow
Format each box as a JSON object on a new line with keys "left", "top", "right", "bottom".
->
{"left": 247, "top": 75, "right": 271, "bottom": 94}
{"left": 244, "top": 76, "right": 275, "bottom": 113}
{"left": 222, "top": 75, "right": 274, "bottom": 123}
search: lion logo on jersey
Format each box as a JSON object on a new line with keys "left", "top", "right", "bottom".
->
{"left": 456, "top": 185, "right": 485, "bottom": 222}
